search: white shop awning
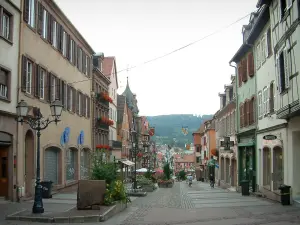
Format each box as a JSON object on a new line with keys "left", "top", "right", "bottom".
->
{"left": 119, "top": 160, "right": 135, "bottom": 166}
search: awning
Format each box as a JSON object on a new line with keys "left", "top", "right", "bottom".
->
{"left": 119, "top": 160, "right": 135, "bottom": 166}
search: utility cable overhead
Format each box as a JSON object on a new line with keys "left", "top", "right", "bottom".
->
{"left": 23, "top": 12, "right": 251, "bottom": 91}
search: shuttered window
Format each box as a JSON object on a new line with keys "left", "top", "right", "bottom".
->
{"left": 248, "top": 52, "right": 254, "bottom": 77}
{"left": 239, "top": 104, "right": 244, "bottom": 128}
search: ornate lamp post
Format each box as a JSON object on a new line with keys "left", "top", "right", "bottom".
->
{"left": 130, "top": 127, "right": 137, "bottom": 189}
{"left": 16, "top": 99, "right": 63, "bottom": 214}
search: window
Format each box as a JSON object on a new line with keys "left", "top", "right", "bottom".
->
{"left": 52, "top": 20, "right": 57, "bottom": 48}
{"left": 70, "top": 39, "right": 74, "bottom": 63}
{"left": 1, "top": 8, "right": 12, "bottom": 41}
{"left": 24, "top": 0, "right": 36, "bottom": 28}
{"left": 62, "top": 31, "right": 67, "bottom": 57}
{"left": 278, "top": 49, "right": 290, "bottom": 93}
{"left": 85, "top": 96, "right": 88, "bottom": 117}
{"left": 51, "top": 75, "right": 56, "bottom": 102}
{"left": 269, "top": 82, "right": 275, "bottom": 113}
{"left": 256, "top": 43, "right": 261, "bottom": 69}
{"left": 39, "top": 69, "right": 45, "bottom": 99}
{"left": 85, "top": 55, "right": 88, "bottom": 75}
{"left": 280, "top": 0, "right": 292, "bottom": 18}
{"left": 0, "top": 68, "right": 9, "bottom": 99}
{"left": 261, "top": 36, "right": 266, "bottom": 64}
{"left": 258, "top": 92, "right": 262, "bottom": 118}
{"left": 42, "top": 9, "right": 48, "bottom": 39}
{"left": 26, "top": 60, "right": 33, "bottom": 94}
{"left": 77, "top": 48, "right": 82, "bottom": 71}
{"left": 263, "top": 87, "right": 269, "bottom": 115}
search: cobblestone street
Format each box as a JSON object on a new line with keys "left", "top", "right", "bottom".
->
{"left": 2, "top": 181, "right": 300, "bottom": 225}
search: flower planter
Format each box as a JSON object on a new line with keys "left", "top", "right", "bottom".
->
{"left": 158, "top": 182, "right": 174, "bottom": 188}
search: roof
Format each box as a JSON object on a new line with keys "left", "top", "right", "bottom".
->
{"left": 256, "top": 0, "right": 272, "bottom": 8}
{"left": 122, "top": 78, "right": 139, "bottom": 114}
{"left": 51, "top": 0, "right": 95, "bottom": 54}
{"left": 229, "top": 44, "right": 251, "bottom": 64}
{"left": 192, "top": 123, "right": 205, "bottom": 135}
{"left": 102, "top": 57, "right": 119, "bottom": 88}
{"left": 175, "top": 154, "right": 194, "bottom": 163}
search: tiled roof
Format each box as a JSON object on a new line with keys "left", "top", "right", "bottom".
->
{"left": 175, "top": 154, "right": 194, "bottom": 163}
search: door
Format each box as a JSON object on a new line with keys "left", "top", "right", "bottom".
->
{"left": 80, "top": 149, "right": 89, "bottom": 179}
{"left": 0, "top": 147, "right": 8, "bottom": 197}
{"left": 66, "top": 149, "right": 75, "bottom": 181}
{"left": 44, "top": 148, "right": 58, "bottom": 184}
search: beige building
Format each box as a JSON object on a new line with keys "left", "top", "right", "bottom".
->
{"left": 0, "top": 0, "right": 21, "bottom": 201}
{"left": 17, "top": 0, "right": 94, "bottom": 198}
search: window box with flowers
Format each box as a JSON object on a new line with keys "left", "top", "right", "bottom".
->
{"left": 96, "top": 117, "right": 114, "bottom": 129}
{"left": 95, "top": 144, "right": 113, "bottom": 163}
{"left": 96, "top": 92, "right": 113, "bottom": 106}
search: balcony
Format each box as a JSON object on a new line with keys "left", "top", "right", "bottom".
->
{"left": 109, "top": 140, "right": 122, "bottom": 149}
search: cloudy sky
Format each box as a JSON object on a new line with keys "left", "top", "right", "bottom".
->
{"left": 55, "top": 0, "right": 258, "bottom": 116}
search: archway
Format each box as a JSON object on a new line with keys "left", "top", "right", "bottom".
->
{"left": 25, "top": 130, "right": 34, "bottom": 197}
{"left": 231, "top": 158, "right": 237, "bottom": 187}
{"left": 273, "top": 146, "right": 283, "bottom": 190}
{"left": 44, "top": 146, "right": 61, "bottom": 185}
{"left": 80, "top": 148, "right": 90, "bottom": 180}
{"left": 220, "top": 157, "right": 225, "bottom": 181}
{"left": 66, "top": 147, "right": 78, "bottom": 182}
{"left": 225, "top": 157, "right": 230, "bottom": 184}
{"left": 263, "top": 147, "right": 271, "bottom": 188}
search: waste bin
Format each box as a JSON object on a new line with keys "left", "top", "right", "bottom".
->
{"left": 240, "top": 180, "right": 250, "bottom": 196}
{"left": 40, "top": 181, "right": 53, "bottom": 199}
{"left": 279, "top": 185, "right": 291, "bottom": 205}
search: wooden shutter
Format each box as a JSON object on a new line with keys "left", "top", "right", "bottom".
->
{"left": 72, "top": 88, "right": 76, "bottom": 113}
{"left": 56, "top": 77, "right": 60, "bottom": 100}
{"left": 82, "top": 94, "right": 86, "bottom": 117}
{"left": 246, "top": 100, "right": 249, "bottom": 126}
{"left": 48, "top": 14, "right": 53, "bottom": 43}
{"left": 73, "top": 42, "right": 77, "bottom": 66}
{"left": 66, "top": 34, "right": 70, "bottom": 60}
{"left": 44, "top": 72, "right": 49, "bottom": 102}
{"left": 242, "top": 59, "right": 247, "bottom": 82}
{"left": 67, "top": 85, "right": 71, "bottom": 111}
{"left": 21, "top": 55, "right": 27, "bottom": 92}
{"left": 239, "top": 104, "right": 243, "bottom": 128}
{"left": 87, "top": 55, "right": 91, "bottom": 77}
{"left": 34, "top": 65, "right": 40, "bottom": 98}
{"left": 82, "top": 52, "right": 86, "bottom": 74}
{"left": 37, "top": 2, "right": 43, "bottom": 35}
{"left": 248, "top": 52, "right": 254, "bottom": 77}
{"left": 76, "top": 91, "right": 80, "bottom": 115}
{"left": 284, "top": 49, "right": 290, "bottom": 89}
{"left": 87, "top": 96, "right": 90, "bottom": 118}
{"left": 61, "top": 81, "right": 66, "bottom": 109}
{"left": 238, "top": 65, "right": 242, "bottom": 86}
{"left": 23, "top": 0, "right": 29, "bottom": 23}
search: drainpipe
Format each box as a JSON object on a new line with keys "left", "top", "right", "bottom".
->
{"left": 16, "top": 0, "right": 24, "bottom": 202}
{"left": 229, "top": 61, "right": 238, "bottom": 191}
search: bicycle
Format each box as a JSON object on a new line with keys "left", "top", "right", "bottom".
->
{"left": 210, "top": 179, "right": 215, "bottom": 188}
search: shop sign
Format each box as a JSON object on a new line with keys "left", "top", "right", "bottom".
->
{"left": 263, "top": 135, "right": 277, "bottom": 140}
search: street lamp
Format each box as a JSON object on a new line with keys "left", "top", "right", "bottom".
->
{"left": 130, "top": 127, "right": 137, "bottom": 190}
{"left": 16, "top": 99, "right": 63, "bottom": 214}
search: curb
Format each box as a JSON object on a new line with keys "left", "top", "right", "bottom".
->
{"left": 5, "top": 202, "right": 127, "bottom": 223}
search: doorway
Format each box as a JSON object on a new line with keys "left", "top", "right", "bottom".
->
{"left": 0, "top": 147, "right": 8, "bottom": 197}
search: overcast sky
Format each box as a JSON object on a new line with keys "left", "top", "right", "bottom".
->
{"left": 55, "top": 0, "right": 258, "bottom": 116}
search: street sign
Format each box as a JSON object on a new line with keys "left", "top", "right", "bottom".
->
{"left": 220, "top": 137, "right": 234, "bottom": 151}
{"left": 263, "top": 135, "right": 277, "bottom": 140}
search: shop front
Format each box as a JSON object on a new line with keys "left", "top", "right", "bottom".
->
{"left": 237, "top": 133, "right": 256, "bottom": 193}
{"left": 256, "top": 128, "right": 286, "bottom": 202}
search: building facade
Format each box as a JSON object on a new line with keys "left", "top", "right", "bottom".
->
{"left": 117, "top": 94, "right": 130, "bottom": 160}
{"left": 91, "top": 53, "right": 110, "bottom": 153}
{"left": 215, "top": 76, "right": 237, "bottom": 189}
{"left": 201, "top": 119, "right": 216, "bottom": 180}
{"left": 0, "top": 0, "right": 21, "bottom": 201}
{"left": 18, "top": 0, "right": 94, "bottom": 198}
{"left": 230, "top": 13, "right": 257, "bottom": 192}
{"left": 256, "top": 0, "right": 300, "bottom": 202}
{"left": 103, "top": 57, "right": 118, "bottom": 144}
{"left": 192, "top": 124, "right": 204, "bottom": 180}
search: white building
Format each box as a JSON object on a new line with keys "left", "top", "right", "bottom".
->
{"left": 256, "top": 0, "right": 300, "bottom": 203}
{"left": 103, "top": 57, "right": 118, "bottom": 143}
{"left": 0, "top": 0, "right": 21, "bottom": 201}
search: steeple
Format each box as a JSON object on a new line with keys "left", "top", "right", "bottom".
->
{"left": 122, "top": 77, "right": 139, "bottom": 114}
